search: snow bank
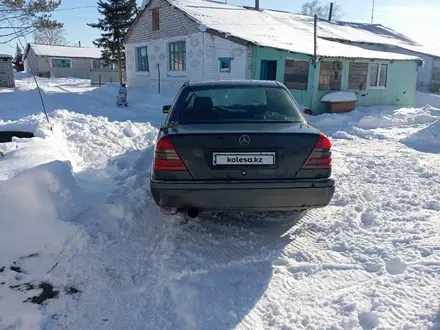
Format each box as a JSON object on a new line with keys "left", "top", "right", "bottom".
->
{"left": 415, "top": 91, "right": 440, "bottom": 109}
{"left": 0, "top": 161, "right": 86, "bottom": 330}
{"left": 0, "top": 109, "right": 158, "bottom": 170}
{"left": 403, "top": 119, "right": 440, "bottom": 153}
{"left": 0, "top": 160, "right": 83, "bottom": 263}
{"left": 308, "top": 104, "right": 439, "bottom": 140}
{"left": 321, "top": 91, "right": 357, "bottom": 102}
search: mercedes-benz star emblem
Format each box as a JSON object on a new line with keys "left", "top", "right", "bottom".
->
{"left": 239, "top": 135, "right": 251, "bottom": 146}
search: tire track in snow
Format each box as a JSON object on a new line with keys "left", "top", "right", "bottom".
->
{"left": 148, "top": 210, "right": 334, "bottom": 329}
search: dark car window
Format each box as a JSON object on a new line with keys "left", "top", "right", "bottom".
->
{"left": 170, "top": 86, "right": 305, "bottom": 123}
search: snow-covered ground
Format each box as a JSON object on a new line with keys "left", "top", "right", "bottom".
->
{"left": 0, "top": 75, "right": 439, "bottom": 330}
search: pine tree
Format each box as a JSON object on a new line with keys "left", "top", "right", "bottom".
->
{"left": 88, "top": 0, "right": 138, "bottom": 84}
{"left": 0, "top": 0, "right": 62, "bottom": 43}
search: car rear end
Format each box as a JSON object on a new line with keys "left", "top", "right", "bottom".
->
{"left": 150, "top": 81, "right": 335, "bottom": 214}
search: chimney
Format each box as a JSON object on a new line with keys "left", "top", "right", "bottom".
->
{"left": 328, "top": 2, "right": 333, "bottom": 21}
{"left": 78, "top": 41, "right": 81, "bottom": 47}
{"left": 255, "top": 0, "right": 259, "bottom": 10}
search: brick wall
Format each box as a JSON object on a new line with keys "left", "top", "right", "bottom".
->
{"left": 0, "top": 56, "right": 15, "bottom": 88}
{"left": 125, "top": 0, "right": 199, "bottom": 45}
{"left": 125, "top": 0, "right": 254, "bottom": 90}
{"left": 203, "top": 34, "right": 252, "bottom": 81}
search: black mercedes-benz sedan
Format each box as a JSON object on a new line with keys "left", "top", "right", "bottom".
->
{"left": 150, "top": 80, "right": 335, "bottom": 218}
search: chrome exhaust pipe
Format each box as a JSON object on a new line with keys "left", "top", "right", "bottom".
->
{"left": 160, "top": 207, "right": 179, "bottom": 215}
{"left": 187, "top": 208, "right": 199, "bottom": 219}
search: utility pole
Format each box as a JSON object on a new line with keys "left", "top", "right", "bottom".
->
{"left": 328, "top": 2, "right": 333, "bottom": 22}
{"left": 255, "top": 0, "right": 259, "bottom": 10}
{"left": 314, "top": 14, "right": 317, "bottom": 69}
{"left": 371, "top": 0, "right": 375, "bottom": 23}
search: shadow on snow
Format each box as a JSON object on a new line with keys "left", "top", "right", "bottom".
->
{"left": 62, "top": 147, "right": 312, "bottom": 330}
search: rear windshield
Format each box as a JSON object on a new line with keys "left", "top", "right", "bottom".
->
{"left": 170, "top": 86, "right": 305, "bottom": 123}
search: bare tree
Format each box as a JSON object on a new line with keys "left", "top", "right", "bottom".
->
{"left": 34, "top": 27, "right": 67, "bottom": 45}
{"left": 300, "top": 0, "right": 344, "bottom": 20}
{"left": 0, "top": 0, "right": 62, "bottom": 44}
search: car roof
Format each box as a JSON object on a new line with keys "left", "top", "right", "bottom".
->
{"left": 184, "top": 80, "right": 282, "bottom": 88}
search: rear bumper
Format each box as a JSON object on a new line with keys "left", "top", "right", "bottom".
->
{"left": 150, "top": 178, "right": 335, "bottom": 212}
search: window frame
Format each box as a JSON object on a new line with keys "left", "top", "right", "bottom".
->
{"left": 369, "top": 63, "right": 388, "bottom": 89}
{"left": 219, "top": 57, "right": 233, "bottom": 73}
{"left": 318, "top": 60, "right": 343, "bottom": 92}
{"left": 50, "top": 58, "right": 72, "bottom": 69}
{"left": 91, "top": 59, "right": 103, "bottom": 70}
{"left": 169, "top": 41, "right": 186, "bottom": 72}
{"left": 347, "top": 62, "right": 369, "bottom": 91}
{"left": 136, "top": 46, "right": 149, "bottom": 73}
{"left": 283, "top": 58, "right": 309, "bottom": 91}
{"left": 152, "top": 8, "right": 160, "bottom": 31}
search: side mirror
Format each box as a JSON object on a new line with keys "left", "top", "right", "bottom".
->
{"left": 162, "top": 105, "right": 171, "bottom": 114}
{"left": 304, "top": 108, "right": 313, "bottom": 115}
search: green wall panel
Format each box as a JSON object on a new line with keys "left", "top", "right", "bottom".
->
{"left": 252, "top": 46, "right": 419, "bottom": 115}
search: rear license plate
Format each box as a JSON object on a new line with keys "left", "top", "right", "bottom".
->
{"left": 213, "top": 152, "right": 275, "bottom": 166}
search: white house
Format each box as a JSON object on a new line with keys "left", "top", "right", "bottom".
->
{"left": 124, "top": 0, "right": 254, "bottom": 91}
{"left": 23, "top": 43, "right": 120, "bottom": 84}
{"left": 124, "top": 0, "right": 439, "bottom": 94}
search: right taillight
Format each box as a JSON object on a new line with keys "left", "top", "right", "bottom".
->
{"left": 302, "top": 133, "right": 332, "bottom": 169}
{"left": 153, "top": 136, "right": 187, "bottom": 171}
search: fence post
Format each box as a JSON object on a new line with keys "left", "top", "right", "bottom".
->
{"left": 99, "top": 74, "right": 101, "bottom": 87}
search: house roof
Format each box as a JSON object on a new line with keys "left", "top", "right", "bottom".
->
{"left": 24, "top": 43, "right": 102, "bottom": 60}
{"left": 278, "top": 13, "right": 440, "bottom": 58}
{"left": 163, "top": 0, "right": 422, "bottom": 61}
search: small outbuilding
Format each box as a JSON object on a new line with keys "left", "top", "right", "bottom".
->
{"left": 0, "top": 54, "right": 15, "bottom": 88}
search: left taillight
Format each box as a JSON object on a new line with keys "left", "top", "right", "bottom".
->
{"left": 302, "top": 133, "right": 332, "bottom": 169}
{"left": 153, "top": 136, "right": 187, "bottom": 171}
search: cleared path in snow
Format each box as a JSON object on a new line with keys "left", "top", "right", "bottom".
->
{"left": 1, "top": 77, "right": 439, "bottom": 329}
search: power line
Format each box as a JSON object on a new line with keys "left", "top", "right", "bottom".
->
{"left": 54, "top": 6, "right": 97, "bottom": 12}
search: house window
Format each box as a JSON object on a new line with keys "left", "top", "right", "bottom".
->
{"left": 152, "top": 8, "right": 159, "bottom": 31}
{"left": 169, "top": 41, "right": 186, "bottom": 71}
{"left": 109, "top": 63, "right": 119, "bottom": 71}
{"left": 319, "top": 61, "right": 343, "bottom": 91}
{"left": 51, "top": 58, "right": 71, "bottom": 68}
{"left": 283, "top": 59, "right": 309, "bottom": 90}
{"left": 136, "top": 46, "right": 149, "bottom": 72}
{"left": 219, "top": 57, "right": 232, "bottom": 72}
{"left": 432, "top": 68, "right": 440, "bottom": 82}
{"left": 92, "top": 60, "right": 103, "bottom": 70}
{"left": 370, "top": 63, "right": 388, "bottom": 88}
{"left": 348, "top": 62, "right": 368, "bottom": 90}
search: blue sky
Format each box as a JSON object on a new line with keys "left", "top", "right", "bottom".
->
{"left": 1, "top": 0, "right": 439, "bottom": 55}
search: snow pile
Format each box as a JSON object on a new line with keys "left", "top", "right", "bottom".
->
{"left": 403, "top": 119, "right": 440, "bottom": 153}
{"left": 415, "top": 91, "right": 440, "bottom": 109}
{"left": 2, "top": 76, "right": 175, "bottom": 125}
{"left": 1, "top": 77, "right": 440, "bottom": 329}
{"left": 0, "top": 160, "right": 84, "bottom": 263}
{"left": 321, "top": 91, "right": 357, "bottom": 102}
{"left": 308, "top": 103, "right": 439, "bottom": 141}
{"left": 0, "top": 143, "right": 87, "bottom": 330}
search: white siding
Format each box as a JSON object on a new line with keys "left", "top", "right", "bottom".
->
{"left": 203, "top": 34, "right": 251, "bottom": 81}
{"left": 125, "top": 32, "right": 253, "bottom": 89}
{"left": 126, "top": 32, "right": 205, "bottom": 90}
{"left": 124, "top": 0, "right": 254, "bottom": 90}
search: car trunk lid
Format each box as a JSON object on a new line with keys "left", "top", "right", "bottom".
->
{"left": 166, "top": 122, "right": 321, "bottom": 180}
